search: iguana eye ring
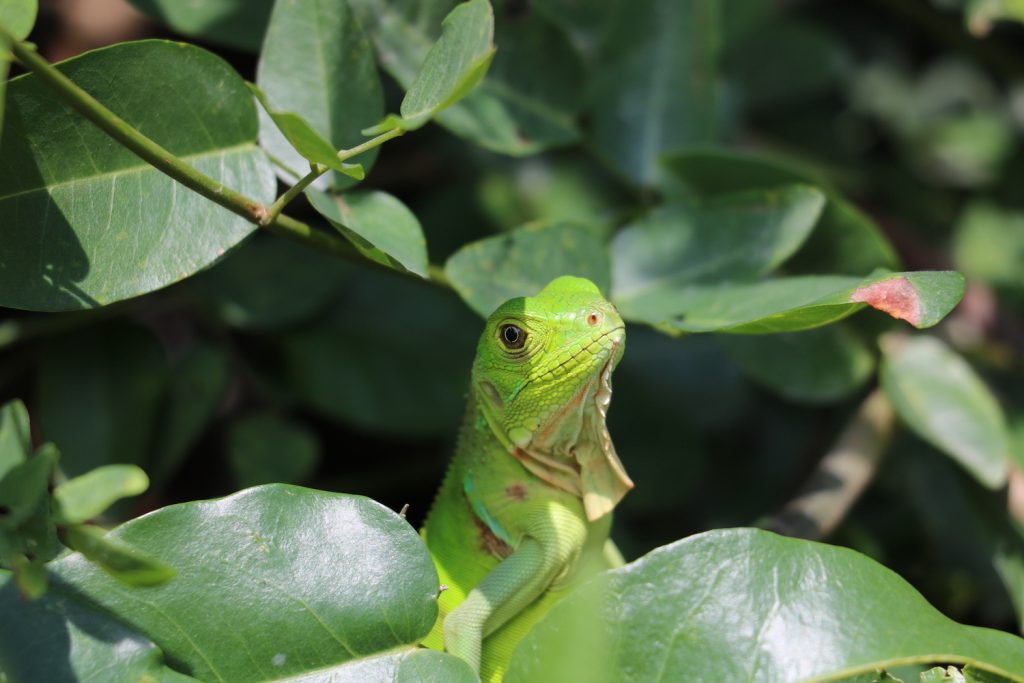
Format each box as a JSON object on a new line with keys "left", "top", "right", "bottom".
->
{"left": 499, "top": 324, "right": 526, "bottom": 349}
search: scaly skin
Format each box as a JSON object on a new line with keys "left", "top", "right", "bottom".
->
{"left": 421, "top": 276, "right": 633, "bottom": 681}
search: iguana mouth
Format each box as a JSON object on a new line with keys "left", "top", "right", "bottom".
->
{"left": 524, "top": 325, "right": 626, "bottom": 389}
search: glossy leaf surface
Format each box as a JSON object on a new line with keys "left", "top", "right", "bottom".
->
{"left": 0, "top": 40, "right": 275, "bottom": 311}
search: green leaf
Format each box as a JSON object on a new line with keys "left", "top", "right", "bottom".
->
{"left": 306, "top": 189, "right": 429, "bottom": 277}
{"left": 953, "top": 202, "right": 1024, "bottom": 293}
{"left": 0, "top": 444, "right": 56, "bottom": 529}
{"left": 49, "top": 485, "right": 442, "bottom": 681}
{"left": 0, "top": 2, "right": 37, "bottom": 141}
{"left": 662, "top": 149, "right": 900, "bottom": 274}
{"left": 0, "top": 0, "right": 37, "bottom": 39}
{"left": 616, "top": 270, "right": 965, "bottom": 334}
{"left": 189, "top": 233, "right": 351, "bottom": 331}
{"left": 126, "top": 0, "right": 274, "bottom": 51}
{"left": 721, "top": 325, "right": 875, "bottom": 403}
{"left": 588, "top": 0, "right": 721, "bottom": 185}
{"left": 255, "top": 0, "right": 382, "bottom": 188}
{"left": 227, "top": 412, "right": 320, "bottom": 488}
{"left": 363, "top": 0, "right": 495, "bottom": 134}
{"left": 248, "top": 84, "right": 365, "bottom": 181}
{"left": 445, "top": 220, "right": 612, "bottom": 317}
{"left": 609, "top": 185, "right": 825, "bottom": 304}
{"left": 506, "top": 528, "right": 1024, "bottom": 682}
{"left": 149, "top": 341, "right": 230, "bottom": 488}
{"left": 0, "top": 398, "right": 31, "bottom": 478}
{"left": 0, "top": 40, "right": 275, "bottom": 312}
{"left": 52, "top": 464, "right": 150, "bottom": 525}
{"left": 881, "top": 335, "right": 1011, "bottom": 488}
{"left": 282, "top": 267, "right": 478, "bottom": 436}
{"left": 354, "top": 0, "right": 582, "bottom": 154}
{"left": 60, "top": 524, "right": 175, "bottom": 587}
{"left": 36, "top": 323, "right": 167, "bottom": 476}
{"left": 726, "top": 18, "right": 849, "bottom": 109}
{"left": 0, "top": 570, "right": 196, "bottom": 682}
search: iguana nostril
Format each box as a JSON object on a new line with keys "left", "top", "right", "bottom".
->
{"left": 587, "top": 311, "right": 601, "bottom": 326}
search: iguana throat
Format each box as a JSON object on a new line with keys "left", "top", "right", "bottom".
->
{"left": 470, "top": 276, "right": 633, "bottom": 520}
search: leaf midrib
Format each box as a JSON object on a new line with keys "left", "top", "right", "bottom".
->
{"left": 0, "top": 142, "right": 259, "bottom": 204}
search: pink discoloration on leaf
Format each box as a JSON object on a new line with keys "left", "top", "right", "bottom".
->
{"left": 850, "top": 277, "right": 922, "bottom": 326}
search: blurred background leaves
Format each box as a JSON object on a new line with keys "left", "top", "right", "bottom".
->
{"left": 2, "top": 0, "right": 1024, "bottom": 652}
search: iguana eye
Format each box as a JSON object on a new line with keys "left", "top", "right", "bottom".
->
{"left": 499, "top": 324, "right": 526, "bottom": 349}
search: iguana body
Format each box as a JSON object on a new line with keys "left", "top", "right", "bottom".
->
{"left": 421, "top": 276, "right": 633, "bottom": 681}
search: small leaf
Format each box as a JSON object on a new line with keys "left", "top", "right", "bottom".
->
{"left": 52, "top": 464, "right": 150, "bottom": 525}
{"left": 248, "top": 84, "right": 364, "bottom": 180}
{"left": 306, "top": 189, "right": 429, "bottom": 277}
{"left": 227, "top": 412, "right": 320, "bottom": 488}
{"left": 0, "top": 0, "right": 37, "bottom": 39}
{"left": 881, "top": 335, "right": 1011, "bottom": 488}
{"left": 445, "top": 221, "right": 611, "bottom": 317}
{"left": 363, "top": 0, "right": 495, "bottom": 134}
{"left": 0, "top": 444, "right": 57, "bottom": 529}
{"left": 125, "top": 0, "right": 274, "bottom": 51}
{"left": 610, "top": 185, "right": 825, "bottom": 304}
{"left": 721, "top": 325, "right": 875, "bottom": 403}
{"left": 10, "top": 553, "right": 46, "bottom": 599}
{"left": 50, "top": 485, "right": 441, "bottom": 681}
{"left": 0, "top": 40, "right": 276, "bottom": 311}
{"left": 0, "top": 398, "right": 31, "bottom": 478}
{"left": 506, "top": 528, "right": 1024, "bottom": 682}
{"left": 254, "top": 0, "right": 382, "bottom": 187}
{"left": 616, "top": 270, "right": 965, "bottom": 335}
{"left": 60, "top": 524, "right": 174, "bottom": 587}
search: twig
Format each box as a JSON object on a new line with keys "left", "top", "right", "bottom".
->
{"left": 762, "top": 389, "right": 896, "bottom": 540}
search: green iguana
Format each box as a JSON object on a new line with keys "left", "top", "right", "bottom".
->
{"left": 421, "top": 275, "right": 633, "bottom": 681}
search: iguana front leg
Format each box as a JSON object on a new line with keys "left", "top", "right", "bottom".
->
{"left": 443, "top": 505, "right": 586, "bottom": 672}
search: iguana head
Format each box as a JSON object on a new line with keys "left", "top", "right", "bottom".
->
{"left": 471, "top": 275, "right": 633, "bottom": 521}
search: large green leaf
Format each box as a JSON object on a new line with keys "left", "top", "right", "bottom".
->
{"left": 36, "top": 323, "right": 167, "bottom": 476}
{"left": 227, "top": 412, "right": 320, "bottom": 488}
{"left": 0, "top": 40, "right": 276, "bottom": 311}
{"left": 0, "top": 570, "right": 197, "bottom": 683}
{"left": 365, "top": 0, "right": 495, "bottom": 134}
{"left": 126, "top": 0, "right": 274, "bottom": 51}
{"left": 881, "top": 335, "right": 1011, "bottom": 489}
{"left": 446, "top": 220, "right": 611, "bottom": 317}
{"left": 506, "top": 528, "right": 1024, "bottom": 682}
{"left": 662, "top": 149, "right": 899, "bottom": 275}
{"left": 354, "top": 0, "right": 581, "bottom": 154}
{"left": 281, "top": 267, "right": 478, "bottom": 437}
{"left": 588, "top": 0, "right": 721, "bottom": 185}
{"left": 40, "top": 485, "right": 446, "bottom": 682}
{"left": 255, "top": 0, "right": 382, "bottom": 188}
{"left": 610, "top": 185, "right": 825, "bottom": 304}
{"left": 721, "top": 324, "right": 875, "bottom": 403}
{"left": 616, "top": 270, "right": 965, "bottom": 335}
{"left": 306, "top": 189, "right": 429, "bottom": 277}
